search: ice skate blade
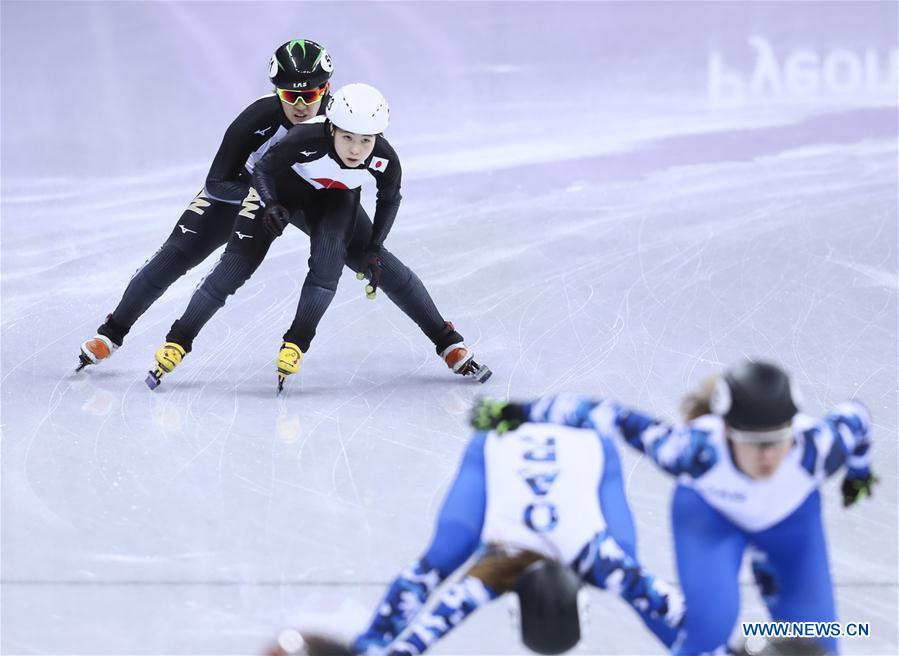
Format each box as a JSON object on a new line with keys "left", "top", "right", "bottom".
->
{"left": 462, "top": 358, "right": 492, "bottom": 384}
{"left": 74, "top": 353, "right": 92, "bottom": 373}
{"left": 474, "top": 365, "right": 492, "bottom": 384}
{"left": 146, "top": 371, "right": 161, "bottom": 390}
{"left": 277, "top": 375, "right": 286, "bottom": 394}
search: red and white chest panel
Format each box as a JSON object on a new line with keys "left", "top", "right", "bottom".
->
{"left": 291, "top": 156, "right": 371, "bottom": 191}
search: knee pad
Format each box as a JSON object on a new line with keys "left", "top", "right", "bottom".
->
{"left": 165, "top": 238, "right": 209, "bottom": 272}
{"left": 201, "top": 252, "right": 257, "bottom": 303}
{"left": 307, "top": 235, "right": 347, "bottom": 289}
{"left": 305, "top": 269, "right": 342, "bottom": 291}
{"left": 376, "top": 249, "right": 413, "bottom": 293}
{"left": 137, "top": 244, "right": 192, "bottom": 290}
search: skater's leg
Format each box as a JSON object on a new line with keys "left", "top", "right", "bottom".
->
{"left": 344, "top": 207, "right": 447, "bottom": 342}
{"left": 281, "top": 190, "right": 358, "bottom": 352}
{"left": 671, "top": 485, "right": 746, "bottom": 655}
{"left": 80, "top": 191, "right": 237, "bottom": 369}
{"left": 388, "top": 574, "right": 497, "bottom": 656}
{"left": 752, "top": 491, "right": 838, "bottom": 654}
{"left": 345, "top": 207, "right": 491, "bottom": 381}
{"left": 353, "top": 432, "right": 487, "bottom": 653}
{"left": 99, "top": 191, "right": 237, "bottom": 345}
{"left": 146, "top": 191, "right": 275, "bottom": 387}
{"left": 378, "top": 249, "right": 449, "bottom": 339}
{"left": 165, "top": 200, "right": 275, "bottom": 352}
{"left": 598, "top": 437, "right": 679, "bottom": 648}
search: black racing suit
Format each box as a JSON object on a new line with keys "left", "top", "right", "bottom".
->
{"left": 164, "top": 121, "right": 463, "bottom": 355}
{"left": 97, "top": 94, "right": 309, "bottom": 346}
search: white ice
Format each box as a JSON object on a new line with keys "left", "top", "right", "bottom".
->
{"left": 2, "top": 2, "right": 897, "bottom": 655}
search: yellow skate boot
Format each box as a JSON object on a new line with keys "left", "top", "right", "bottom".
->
{"left": 146, "top": 342, "right": 187, "bottom": 390}
{"left": 276, "top": 342, "right": 303, "bottom": 393}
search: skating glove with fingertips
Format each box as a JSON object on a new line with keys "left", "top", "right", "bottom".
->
{"left": 841, "top": 469, "right": 878, "bottom": 507}
{"left": 356, "top": 248, "right": 382, "bottom": 299}
{"left": 262, "top": 204, "right": 290, "bottom": 237}
{"left": 470, "top": 399, "right": 529, "bottom": 434}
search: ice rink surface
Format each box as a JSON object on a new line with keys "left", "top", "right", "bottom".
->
{"left": 2, "top": 2, "right": 897, "bottom": 654}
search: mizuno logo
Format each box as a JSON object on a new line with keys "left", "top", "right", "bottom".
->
{"left": 178, "top": 224, "right": 197, "bottom": 234}
{"left": 255, "top": 126, "right": 272, "bottom": 136}
{"left": 300, "top": 150, "right": 317, "bottom": 156}
{"left": 235, "top": 231, "right": 253, "bottom": 240}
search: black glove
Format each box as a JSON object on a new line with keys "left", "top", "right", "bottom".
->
{"left": 841, "top": 470, "right": 878, "bottom": 507}
{"left": 749, "top": 551, "right": 779, "bottom": 604}
{"left": 355, "top": 247, "right": 382, "bottom": 299}
{"left": 470, "top": 398, "right": 529, "bottom": 434}
{"left": 262, "top": 203, "right": 290, "bottom": 237}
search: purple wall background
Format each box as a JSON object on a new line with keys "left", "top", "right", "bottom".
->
{"left": 3, "top": 2, "right": 896, "bottom": 181}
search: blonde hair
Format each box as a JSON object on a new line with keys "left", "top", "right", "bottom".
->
{"left": 467, "top": 545, "right": 544, "bottom": 593}
{"left": 680, "top": 375, "right": 718, "bottom": 422}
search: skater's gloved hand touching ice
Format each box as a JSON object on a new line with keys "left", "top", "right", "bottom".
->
{"left": 841, "top": 468, "right": 878, "bottom": 507}
{"left": 470, "top": 398, "right": 528, "bottom": 433}
{"left": 356, "top": 247, "right": 381, "bottom": 300}
{"left": 263, "top": 203, "right": 290, "bottom": 237}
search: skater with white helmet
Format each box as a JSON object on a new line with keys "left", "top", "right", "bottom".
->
{"left": 148, "top": 83, "right": 490, "bottom": 391}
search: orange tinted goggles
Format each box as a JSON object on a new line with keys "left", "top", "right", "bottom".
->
{"left": 276, "top": 84, "right": 329, "bottom": 106}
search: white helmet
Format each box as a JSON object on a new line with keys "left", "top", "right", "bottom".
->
{"left": 326, "top": 83, "right": 389, "bottom": 135}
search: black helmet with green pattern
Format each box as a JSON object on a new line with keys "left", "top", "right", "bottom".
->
{"left": 269, "top": 39, "right": 333, "bottom": 90}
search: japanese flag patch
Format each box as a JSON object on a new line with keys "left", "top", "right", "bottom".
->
{"left": 369, "top": 157, "right": 389, "bottom": 172}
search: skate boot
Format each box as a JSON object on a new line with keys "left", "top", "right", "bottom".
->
{"left": 146, "top": 342, "right": 187, "bottom": 390}
{"left": 276, "top": 342, "right": 303, "bottom": 393}
{"left": 76, "top": 335, "right": 118, "bottom": 372}
{"left": 435, "top": 321, "right": 491, "bottom": 383}
{"left": 440, "top": 343, "right": 492, "bottom": 383}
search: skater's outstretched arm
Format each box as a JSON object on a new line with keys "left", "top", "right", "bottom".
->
{"left": 816, "top": 401, "right": 872, "bottom": 476}
{"left": 798, "top": 400, "right": 876, "bottom": 505}
{"left": 472, "top": 396, "right": 717, "bottom": 478}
